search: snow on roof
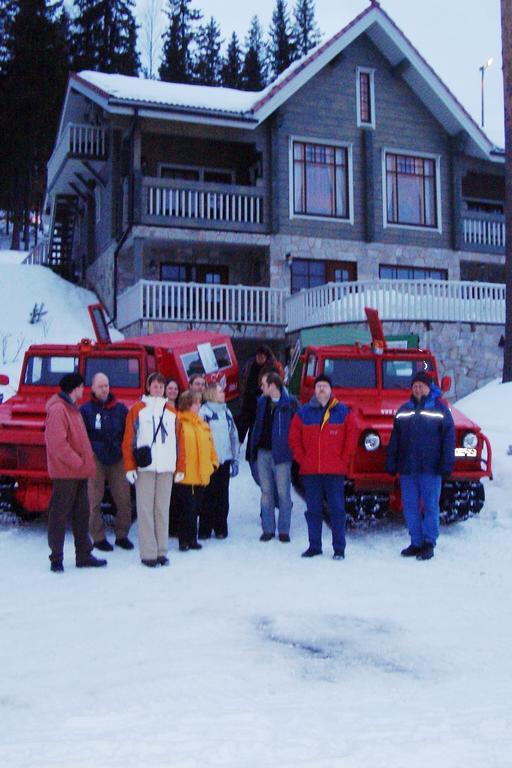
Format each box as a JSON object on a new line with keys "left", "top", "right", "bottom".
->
{"left": 74, "top": 71, "right": 259, "bottom": 116}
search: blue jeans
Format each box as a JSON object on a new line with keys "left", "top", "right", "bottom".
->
{"left": 302, "top": 474, "right": 346, "bottom": 553}
{"left": 257, "top": 450, "right": 292, "bottom": 535}
{"left": 400, "top": 474, "right": 442, "bottom": 547}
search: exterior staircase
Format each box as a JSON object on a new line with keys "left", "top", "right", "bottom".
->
{"left": 47, "top": 195, "right": 78, "bottom": 276}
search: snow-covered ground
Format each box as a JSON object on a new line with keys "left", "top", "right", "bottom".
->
{"left": 0, "top": 262, "right": 511, "bottom": 767}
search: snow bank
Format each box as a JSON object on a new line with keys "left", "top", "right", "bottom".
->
{"left": 0, "top": 262, "right": 121, "bottom": 400}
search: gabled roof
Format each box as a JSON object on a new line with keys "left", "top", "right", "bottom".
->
{"left": 68, "top": 2, "right": 501, "bottom": 161}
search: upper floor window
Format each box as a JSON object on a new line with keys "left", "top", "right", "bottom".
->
{"left": 384, "top": 151, "right": 439, "bottom": 229}
{"left": 379, "top": 264, "right": 448, "bottom": 280}
{"left": 292, "top": 140, "right": 350, "bottom": 220}
{"left": 356, "top": 67, "right": 375, "bottom": 128}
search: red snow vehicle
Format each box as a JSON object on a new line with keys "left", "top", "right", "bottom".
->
{"left": 0, "top": 305, "right": 238, "bottom": 517}
{"left": 294, "top": 308, "right": 492, "bottom": 524}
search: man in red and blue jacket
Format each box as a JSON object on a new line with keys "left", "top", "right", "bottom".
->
{"left": 289, "top": 374, "right": 350, "bottom": 560}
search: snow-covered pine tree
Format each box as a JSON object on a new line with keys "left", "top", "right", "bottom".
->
{"left": 267, "top": 0, "right": 295, "bottom": 79}
{"left": 292, "top": 0, "right": 322, "bottom": 58}
{"left": 241, "top": 15, "right": 267, "bottom": 91}
{"left": 221, "top": 31, "right": 243, "bottom": 89}
{"left": 71, "top": 0, "right": 140, "bottom": 75}
{"left": 193, "top": 16, "right": 222, "bottom": 86}
{"left": 159, "top": 0, "right": 202, "bottom": 84}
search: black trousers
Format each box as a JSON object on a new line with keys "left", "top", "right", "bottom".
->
{"left": 200, "top": 461, "right": 231, "bottom": 537}
{"left": 173, "top": 484, "right": 204, "bottom": 546}
{"left": 47, "top": 479, "right": 93, "bottom": 565}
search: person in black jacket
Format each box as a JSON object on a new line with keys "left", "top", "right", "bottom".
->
{"left": 386, "top": 371, "right": 455, "bottom": 561}
{"left": 80, "top": 372, "right": 134, "bottom": 552}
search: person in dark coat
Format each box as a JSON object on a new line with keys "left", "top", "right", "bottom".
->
{"left": 289, "top": 374, "right": 350, "bottom": 560}
{"left": 238, "top": 345, "right": 284, "bottom": 447}
{"left": 386, "top": 371, "right": 455, "bottom": 561}
{"left": 81, "top": 372, "right": 133, "bottom": 552}
{"left": 250, "top": 371, "right": 297, "bottom": 542}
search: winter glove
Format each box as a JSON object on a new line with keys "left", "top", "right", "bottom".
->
{"left": 174, "top": 472, "right": 185, "bottom": 483}
{"left": 230, "top": 461, "right": 239, "bottom": 478}
{"left": 126, "top": 470, "right": 137, "bottom": 485}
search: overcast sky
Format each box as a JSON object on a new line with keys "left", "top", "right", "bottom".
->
{"left": 135, "top": 0, "right": 504, "bottom": 147}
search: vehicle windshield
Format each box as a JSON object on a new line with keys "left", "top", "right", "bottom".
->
{"left": 382, "top": 358, "right": 435, "bottom": 389}
{"left": 23, "top": 356, "right": 79, "bottom": 386}
{"left": 84, "top": 357, "right": 141, "bottom": 388}
{"left": 323, "top": 358, "right": 377, "bottom": 388}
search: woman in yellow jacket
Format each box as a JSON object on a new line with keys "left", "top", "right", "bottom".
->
{"left": 175, "top": 390, "right": 218, "bottom": 551}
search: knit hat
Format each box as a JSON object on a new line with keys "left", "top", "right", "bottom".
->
{"left": 59, "top": 372, "right": 84, "bottom": 394}
{"left": 411, "top": 371, "right": 432, "bottom": 388}
{"left": 314, "top": 374, "right": 333, "bottom": 388}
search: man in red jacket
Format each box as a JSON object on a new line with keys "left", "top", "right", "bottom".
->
{"left": 289, "top": 374, "right": 350, "bottom": 560}
{"left": 45, "top": 373, "right": 107, "bottom": 573}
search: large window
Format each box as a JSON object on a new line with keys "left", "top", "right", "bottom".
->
{"left": 84, "top": 357, "right": 141, "bottom": 388}
{"left": 379, "top": 264, "right": 447, "bottom": 281}
{"left": 382, "top": 358, "right": 435, "bottom": 390}
{"left": 292, "top": 140, "right": 350, "bottom": 219}
{"left": 385, "top": 152, "right": 438, "bottom": 228}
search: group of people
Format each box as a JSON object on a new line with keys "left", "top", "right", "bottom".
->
{"left": 44, "top": 370, "right": 239, "bottom": 572}
{"left": 44, "top": 343, "right": 455, "bottom": 572}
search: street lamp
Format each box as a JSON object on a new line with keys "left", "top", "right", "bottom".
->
{"left": 480, "top": 57, "right": 493, "bottom": 127}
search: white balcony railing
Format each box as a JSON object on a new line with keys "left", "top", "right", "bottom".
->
{"left": 462, "top": 212, "right": 505, "bottom": 250}
{"left": 47, "top": 123, "right": 107, "bottom": 188}
{"left": 117, "top": 280, "right": 286, "bottom": 329}
{"left": 285, "top": 279, "right": 506, "bottom": 332}
{"left": 142, "top": 177, "right": 266, "bottom": 228}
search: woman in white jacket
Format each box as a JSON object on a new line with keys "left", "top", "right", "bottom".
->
{"left": 122, "top": 373, "right": 183, "bottom": 567}
{"left": 199, "top": 383, "right": 240, "bottom": 539}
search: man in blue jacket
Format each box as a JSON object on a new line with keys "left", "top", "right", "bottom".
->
{"left": 81, "top": 372, "right": 134, "bottom": 552}
{"left": 386, "top": 371, "right": 455, "bottom": 561}
{"left": 250, "top": 371, "right": 297, "bottom": 542}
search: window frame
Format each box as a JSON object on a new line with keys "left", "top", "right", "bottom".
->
{"left": 381, "top": 148, "right": 442, "bottom": 233}
{"left": 289, "top": 136, "right": 354, "bottom": 224}
{"left": 378, "top": 264, "right": 448, "bottom": 281}
{"left": 356, "top": 67, "right": 376, "bottom": 129}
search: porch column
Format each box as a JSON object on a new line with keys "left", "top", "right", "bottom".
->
{"left": 450, "top": 132, "right": 468, "bottom": 254}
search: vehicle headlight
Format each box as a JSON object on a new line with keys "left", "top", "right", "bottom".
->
{"left": 462, "top": 432, "right": 478, "bottom": 449}
{"left": 363, "top": 432, "right": 380, "bottom": 452}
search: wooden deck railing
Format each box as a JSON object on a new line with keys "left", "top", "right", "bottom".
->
{"left": 285, "top": 279, "right": 506, "bottom": 332}
{"left": 140, "top": 177, "right": 267, "bottom": 232}
{"left": 117, "top": 280, "right": 286, "bottom": 329}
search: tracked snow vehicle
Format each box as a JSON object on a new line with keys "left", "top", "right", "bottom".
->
{"left": 0, "top": 305, "right": 238, "bottom": 517}
{"left": 293, "top": 308, "right": 492, "bottom": 525}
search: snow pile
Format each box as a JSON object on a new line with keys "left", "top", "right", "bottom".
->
{"left": 0, "top": 257, "right": 121, "bottom": 400}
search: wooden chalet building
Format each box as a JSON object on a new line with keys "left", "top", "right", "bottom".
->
{"left": 42, "top": 2, "right": 505, "bottom": 394}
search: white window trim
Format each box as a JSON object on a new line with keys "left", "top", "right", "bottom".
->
{"left": 356, "top": 67, "right": 376, "bottom": 129}
{"left": 288, "top": 135, "right": 354, "bottom": 225}
{"left": 381, "top": 147, "right": 442, "bottom": 234}
{"left": 157, "top": 162, "right": 236, "bottom": 184}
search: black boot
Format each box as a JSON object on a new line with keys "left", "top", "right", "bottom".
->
{"left": 416, "top": 543, "right": 435, "bottom": 561}
{"left": 76, "top": 554, "right": 107, "bottom": 568}
{"left": 94, "top": 539, "right": 113, "bottom": 552}
{"left": 401, "top": 544, "right": 423, "bottom": 557}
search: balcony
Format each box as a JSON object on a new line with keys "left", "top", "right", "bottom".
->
{"left": 117, "top": 280, "right": 286, "bottom": 330}
{"left": 461, "top": 211, "right": 505, "bottom": 253}
{"left": 285, "top": 279, "right": 505, "bottom": 332}
{"left": 47, "top": 123, "right": 108, "bottom": 193}
{"left": 139, "top": 176, "right": 268, "bottom": 233}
